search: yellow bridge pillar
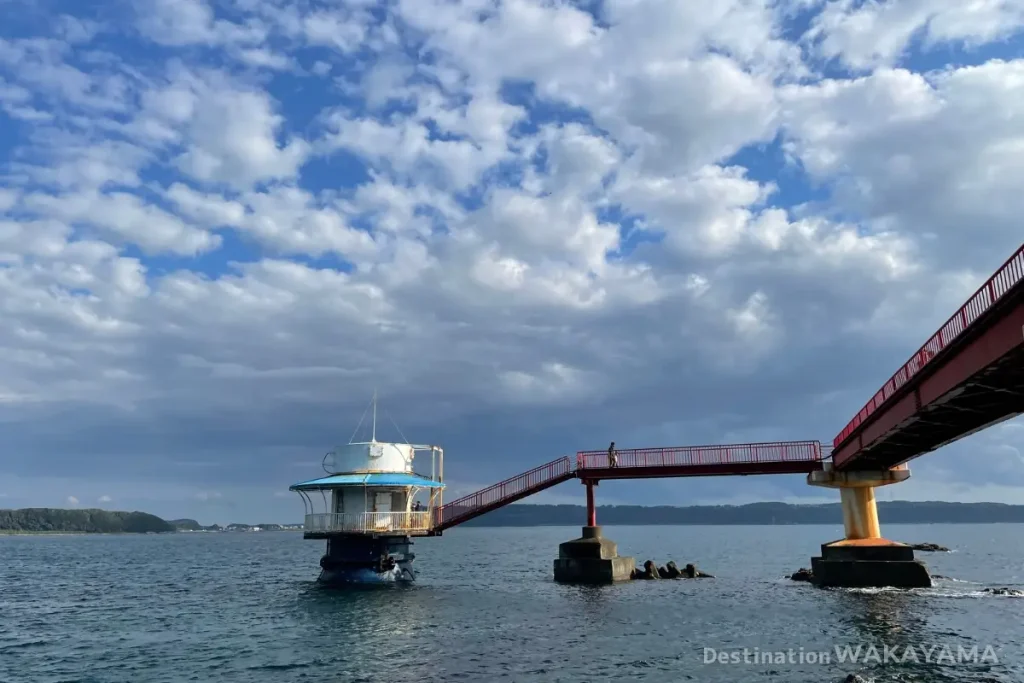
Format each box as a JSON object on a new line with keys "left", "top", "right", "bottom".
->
{"left": 804, "top": 463, "right": 930, "bottom": 588}
{"left": 808, "top": 463, "right": 909, "bottom": 545}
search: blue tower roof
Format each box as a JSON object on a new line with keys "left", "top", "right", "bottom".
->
{"left": 289, "top": 472, "right": 445, "bottom": 491}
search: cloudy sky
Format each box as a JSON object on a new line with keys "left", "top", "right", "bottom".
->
{"left": 1, "top": 0, "right": 1023, "bottom": 524}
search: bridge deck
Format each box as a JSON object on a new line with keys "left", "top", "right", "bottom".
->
{"left": 833, "top": 243, "right": 1024, "bottom": 470}
{"left": 433, "top": 457, "right": 574, "bottom": 532}
{"left": 432, "top": 441, "right": 825, "bottom": 532}
{"left": 576, "top": 441, "right": 825, "bottom": 479}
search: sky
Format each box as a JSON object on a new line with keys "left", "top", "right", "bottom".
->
{"left": 1, "top": 0, "right": 1023, "bottom": 525}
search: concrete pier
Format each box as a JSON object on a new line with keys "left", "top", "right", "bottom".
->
{"left": 553, "top": 526, "right": 635, "bottom": 584}
{"left": 806, "top": 464, "right": 931, "bottom": 589}
{"left": 809, "top": 540, "right": 930, "bottom": 588}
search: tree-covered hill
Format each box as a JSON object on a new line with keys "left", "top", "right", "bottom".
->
{"left": 0, "top": 508, "right": 175, "bottom": 533}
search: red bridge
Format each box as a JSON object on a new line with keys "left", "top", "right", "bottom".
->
{"left": 432, "top": 242, "right": 1024, "bottom": 535}
{"left": 832, "top": 243, "right": 1024, "bottom": 471}
{"left": 433, "top": 441, "right": 825, "bottom": 531}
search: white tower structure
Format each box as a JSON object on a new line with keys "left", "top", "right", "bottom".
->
{"left": 290, "top": 393, "right": 444, "bottom": 584}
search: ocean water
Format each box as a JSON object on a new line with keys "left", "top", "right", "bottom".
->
{"left": 1, "top": 523, "right": 1022, "bottom": 683}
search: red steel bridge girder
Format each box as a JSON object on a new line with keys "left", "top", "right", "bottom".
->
{"left": 832, "top": 297, "right": 1024, "bottom": 470}
{"left": 832, "top": 243, "right": 1024, "bottom": 471}
{"left": 576, "top": 461, "right": 826, "bottom": 480}
{"left": 833, "top": 243, "right": 1024, "bottom": 452}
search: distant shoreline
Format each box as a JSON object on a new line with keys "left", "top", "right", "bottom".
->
{"left": 1, "top": 530, "right": 94, "bottom": 536}
{"left": 453, "top": 501, "right": 1024, "bottom": 527}
{"left": 0, "top": 529, "right": 302, "bottom": 536}
{"left": 0, "top": 508, "right": 174, "bottom": 534}
{"left": 7, "top": 501, "right": 1024, "bottom": 533}
{"left": 0, "top": 530, "right": 173, "bottom": 536}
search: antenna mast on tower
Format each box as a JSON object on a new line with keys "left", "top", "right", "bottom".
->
{"left": 371, "top": 388, "right": 377, "bottom": 443}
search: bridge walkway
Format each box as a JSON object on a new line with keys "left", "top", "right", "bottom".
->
{"left": 432, "top": 441, "right": 825, "bottom": 532}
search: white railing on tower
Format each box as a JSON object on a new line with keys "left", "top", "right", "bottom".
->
{"left": 303, "top": 511, "right": 433, "bottom": 534}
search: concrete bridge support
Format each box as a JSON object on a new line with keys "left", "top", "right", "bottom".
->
{"left": 806, "top": 463, "right": 931, "bottom": 588}
{"left": 553, "top": 480, "right": 635, "bottom": 584}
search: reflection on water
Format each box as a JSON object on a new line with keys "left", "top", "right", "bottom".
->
{"left": 837, "top": 590, "right": 922, "bottom": 640}
{"left": 0, "top": 524, "right": 1022, "bottom": 682}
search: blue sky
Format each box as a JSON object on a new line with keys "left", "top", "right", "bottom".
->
{"left": 1, "top": 0, "right": 1023, "bottom": 524}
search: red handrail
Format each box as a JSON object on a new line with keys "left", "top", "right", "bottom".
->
{"left": 434, "top": 456, "right": 573, "bottom": 528}
{"left": 432, "top": 441, "right": 825, "bottom": 530}
{"left": 833, "top": 243, "right": 1024, "bottom": 449}
{"left": 576, "top": 440, "right": 823, "bottom": 470}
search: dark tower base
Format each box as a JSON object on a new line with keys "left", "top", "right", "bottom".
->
{"left": 319, "top": 535, "right": 415, "bottom": 584}
{"left": 810, "top": 542, "right": 932, "bottom": 589}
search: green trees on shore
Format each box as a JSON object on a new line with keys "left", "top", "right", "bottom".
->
{"left": 0, "top": 508, "right": 175, "bottom": 533}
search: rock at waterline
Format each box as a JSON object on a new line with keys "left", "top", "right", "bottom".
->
{"left": 632, "top": 560, "right": 661, "bottom": 580}
{"left": 983, "top": 587, "right": 1024, "bottom": 596}
{"left": 843, "top": 675, "right": 870, "bottom": 683}
{"left": 631, "top": 560, "right": 713, "bottom": 580}
{"left": 908, "top": 542, "right": 950, "bottom": 552}
{"left": 683, "top": 563, "right": 713, "bottom": 578}
{"left": 789, "top": 568, "right": 813, "bottom": 582}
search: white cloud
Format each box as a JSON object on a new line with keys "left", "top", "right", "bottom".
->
{"left": 303, "top": 8, "right": 373, "bottom": 53}
{"left": 236, "top": 48, "right": 293, "bottom": 71}
{"left": 0, "top": 188, "right": 18, "bottom": 212}
{"left": 234, "top": 186, "right": 378, "bottom": 259}
{"left": 172, "top": 76, "right": 311, "bottom": 188}
{"left": 98, "top": 494, "right": 112, "bottom": 503}
{"left": 0, "top": 0, "right": 1021, "bottom": 521}
{"left": 805, "top": 0, "right": 1024, "bottom": 70}
{"left": 66, "top": 495, "right": 79, "bottom": 506}
{"left": 0, "top": 36, "right": 129, "bottom": 112}
{"left": 780, "top": 60, "right": 1024, "bottom": 268}
{"left": 22, "top": 190, "right": 219, "bottom": 256}
{"left": 135, "top": 0, "right": 266, "bottom": 48}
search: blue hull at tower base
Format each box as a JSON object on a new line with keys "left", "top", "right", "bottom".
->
{"left": 316, "top": 535, "right": 417, "bottom": 585}
{"left": 318, "top": 561, "right": 415, "bottom": 585}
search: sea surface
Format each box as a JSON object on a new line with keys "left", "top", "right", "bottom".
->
{"left": 1, "top": 524, "right": 1022, "bottom": 683}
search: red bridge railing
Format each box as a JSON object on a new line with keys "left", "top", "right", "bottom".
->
{"left": 576, "top": 440, "right": 824, "bottom": 470}
{"left": 434, "top": 456, "right": 574, "bottom": 531}
{"left": 834, "top": 243, "right": 1024, "bottom": 449}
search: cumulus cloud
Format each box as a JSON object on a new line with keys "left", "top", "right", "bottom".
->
{"left": 0, "top": 1, "right": 1021, "bottom": 522}
{"left": 66, "top": 496, "right": 79, "bottom": 506}
{"left": 804, "top": 0, "right": 1024, "bottom": 70}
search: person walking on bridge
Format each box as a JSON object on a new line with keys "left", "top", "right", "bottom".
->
{"left": 608, "top": 441, "right": 618, "bottom": 468}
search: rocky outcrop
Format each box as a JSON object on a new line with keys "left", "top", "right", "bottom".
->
{"left": 661, "top": 561, "right": 681, "bottom": 578}
{"left": 983, "top": 587, "right": 1024, "bottom": 596}
{"left": 683, "top": 563, "right": 713, "bottom": 578}
{"left": 908, "top": 542, "right": 950, "bottom": 552}
{"left": 631, "top": 559, "right": 713, "bottom": 580}
{"left": 632, "top": 559, "right": 661, "bottom": 580}
{"left": 789, "top": 567, "right": 813, "bottom": 582}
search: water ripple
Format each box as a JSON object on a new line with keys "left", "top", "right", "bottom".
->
{"left": 1, "top": 524, "right": 1022, "bottom": 682}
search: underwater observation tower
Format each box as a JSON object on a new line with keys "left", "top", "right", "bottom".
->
{"left": 289, "top": 395, "right": 444, "bottom": 584}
